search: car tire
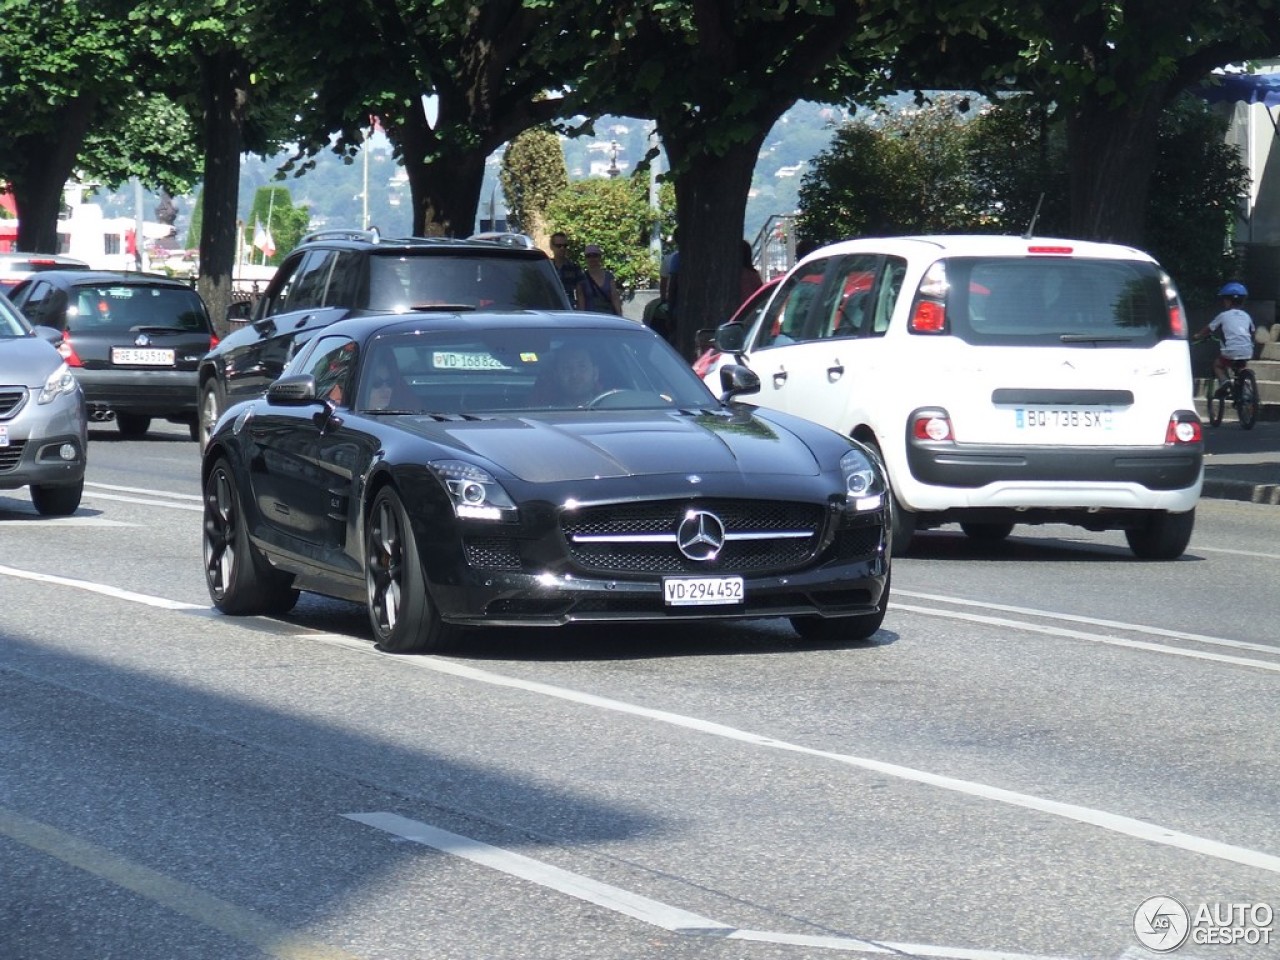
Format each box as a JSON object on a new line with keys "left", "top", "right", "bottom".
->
{"left": 365, "top": 486, "right": 461, "bottom": 654}
{"left": 1125, "top": 508, "right": 1195, "bottom": 560}
{"left": 960, "top": 522, "right": 1014, "bottom": 544}
{"left": 116, "top": 413, "right": 151, "bottom": 438}
{"left": 30, "top": 480, "right": 83, "bottom": 517}
{"left": 198, "top": 378, "right": 223, "bottom": 450}
{"left": 203, "top": 458, "right": 299, "bottom": 615}
{"left": 789, "top": 575, "right": 890, "bottom": 645}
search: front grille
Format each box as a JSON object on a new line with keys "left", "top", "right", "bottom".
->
{"left": 0, "top": 387, "right": 27, "bottom": 419}
{"left": 0, "top": 441, "right": 26, "bottom": 472}
{"left": 464, "top": 537, "right": 523, "bottom": 570}
{"left": 562, "top": 499, "right": 828, "bottom": 576}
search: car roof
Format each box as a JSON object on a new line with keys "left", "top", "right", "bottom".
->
{"left": 321, "top": 310, "right": 642, "bottom": 343}
{"left": 15, "top": 269, "right": 199, "bottom": 288}
{"left": 799, "top": 234, "right": 1159, "bottom": 266}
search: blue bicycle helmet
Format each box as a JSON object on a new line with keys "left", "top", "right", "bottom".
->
{"left": 1218, "top": 281, "right": 1248, "bottom": 298}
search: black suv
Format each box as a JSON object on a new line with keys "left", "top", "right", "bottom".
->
{"left": 196, "top": 230, "right": 572, "bottom": 446}
{"left": 7, "top": 270, "right": 216, "bottom": 440}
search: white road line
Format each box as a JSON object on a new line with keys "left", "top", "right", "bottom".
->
{"left": 345, "top": 811, "right": 1076, "bottom": 960}
{"left": 318, "top": 638, "right": 1280, "bottom": 878}
{"left": 0, "top": 565, "right": 205, "bottom": 610}
{"left": 4, "top": 565, "right": 1278, "bottom": 877}
{"left": 895, "top": 589, "right": 1280, "bottom": 658}
{"left": 86, "top": 482, "right": 202, "bottom": 501}
{"left": 82, "top": 491, "right": 203, "bottom": 512}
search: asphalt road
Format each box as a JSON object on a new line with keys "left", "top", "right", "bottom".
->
{"left": 0, "top": 421, "right": 1276, "bottom": 960}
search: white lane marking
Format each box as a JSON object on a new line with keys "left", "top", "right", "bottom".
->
{"left": 893, "top": 602, "right": 1280, "bottom": 674}
{"left": 895, "top": 589, "right": 1280, "bottom": 658}
{"left": 0, "top": 515, "right": 132, "bottom": 527}
{"left": 317, "top": 634, "right": 1280, "bottom": 877}
{"left": 4, "top": 565, "right": 1278, "bottom": 876}
{"left": 0, "top": 565, "right": 205, "bottom": 611}
{"left": 0, "top": 805, "right": 364, "bottom": 960}
{"left": 345, "top": 812, "right": 1077, "bottom": 960}
{"left": 86, "top": 482, "right": 202, "bottom": 502}
{"left": 82, "top": 491, "right": 203, "bottom": 512}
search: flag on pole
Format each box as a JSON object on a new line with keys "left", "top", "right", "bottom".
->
{"left": 252, "top": 217, "right": 276, "bottom": 258}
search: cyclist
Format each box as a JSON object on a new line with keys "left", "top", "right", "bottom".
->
{"left": 1196, "top": 281, "right": 1255, "bottom": 396}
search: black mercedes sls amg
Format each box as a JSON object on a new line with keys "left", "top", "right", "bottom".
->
{"left": 200, "top": 311, "right": 890, "bottom": 652}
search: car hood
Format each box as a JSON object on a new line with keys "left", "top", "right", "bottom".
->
{"left": 0, "top": 336, "right": 62, "bottom": 386}
{"left": 413, "top": 410, "right": 823, "bottom": 483}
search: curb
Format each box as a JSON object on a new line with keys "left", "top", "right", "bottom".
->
{"left": 1201, "top": 478, "right": 1280, "bottom": 505}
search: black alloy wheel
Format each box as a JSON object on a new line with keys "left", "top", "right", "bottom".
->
{"left": 203, "top": 458, "right": 299, "bottom": 615}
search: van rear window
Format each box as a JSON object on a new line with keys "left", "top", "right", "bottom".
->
{"left": 944, "top": 257, "right": 1172, "bottom": 346}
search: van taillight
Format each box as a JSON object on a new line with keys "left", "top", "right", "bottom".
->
{"left": 912, "top": 411, "right": 955, "bottom": 442}
{"left": 1168, "top": 303, "right": 1185, "bottom": 337}
{"left": 910, "top": 300, "right": 946, "bottom": 333}
{"left": 1165, "top": 415, "right": 1201, "bottom": 445}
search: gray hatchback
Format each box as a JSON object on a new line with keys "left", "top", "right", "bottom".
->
{"left": 7, "top": 270, "right": 217, "bottom": 440}
{"left": 0, "top": 293, "right": 87, "bottom": 515}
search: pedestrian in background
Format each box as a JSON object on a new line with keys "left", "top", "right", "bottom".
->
{"left": 548, "top": 231, "right": 584, "bottom": 307}
{"left": 578, "top": 244, "right": 622, "bottom": 315}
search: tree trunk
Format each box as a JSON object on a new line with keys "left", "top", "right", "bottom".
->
{"left": 1064, "top": 88, "right": 1169, "bottom": 247}
{"left": 395, "top": 104, "right": 487, "bottom": 238}
{"left": 664, "top": 131, "right": 767, "bottom": 360}
{"left": 8, "top": 95, "right": 98, "bottom": 253}
{"left": 195, "top": 51, "right": 250, "bottom": 336}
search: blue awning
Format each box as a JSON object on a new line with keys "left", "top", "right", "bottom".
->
{"left": 1198, "top": 73, "right": 1280, "bottom": 107}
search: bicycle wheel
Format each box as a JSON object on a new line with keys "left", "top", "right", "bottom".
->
{"left": 1237, "top": 369, "right": 1259, "bottom": 430}
{"left": 1206, "top": 376, "right": 1225, "bottom": 427}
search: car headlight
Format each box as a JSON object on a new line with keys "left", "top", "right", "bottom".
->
{"left": 38, "top": 363, "right": 77, "bottom": 404}
{"left": 427, "top": 459, "right": 518, "bottom": 521}
{"left": 840, "top": 448, "right": 885, "bottom": 511}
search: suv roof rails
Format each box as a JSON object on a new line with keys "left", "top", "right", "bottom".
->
{"left": 298, "top": 228, "right": 384, "bottom": 245}
{"left": 468, "top": 231, "right": 538, "bottom": 249}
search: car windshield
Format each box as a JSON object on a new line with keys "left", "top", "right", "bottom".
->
{"left": 366, "top": 254, "right": 567, "bottom": 312}
{"left": 942, "top": 257, "right": 1173, "bottom": 346}
{"left": 356, "top": 326, "right": 717, "bottom": 414}
{"left": 68, "top": 284, "right": 210, "bottom": 333}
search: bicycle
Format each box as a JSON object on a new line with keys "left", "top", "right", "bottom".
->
{"left": 1205, "top": 357, "right": 1259, "bottom": 430}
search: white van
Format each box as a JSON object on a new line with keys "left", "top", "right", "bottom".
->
{"left": 708, "top": 235, "right": 1203, "bottom": 559}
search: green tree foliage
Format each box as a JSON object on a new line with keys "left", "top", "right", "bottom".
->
{"left": 0, "top": 0, "right": 139, "bottom": 250}
{"left": 499, "top": 126, "right": 569, "bottom": 239}
{"left": 546, "top": 174, "right": 659, "bottom": 290}
{"left": 581, "top": 1, "right": 889, "bottom": 355}
{"left": 78, "top": 92, "right": 203, "bottom": 198}
{"left": 797, "top": 95, "right": 1247, "bottom": 308}
{"left": 890, "top": 0, "right": 1280, "bottom": 245}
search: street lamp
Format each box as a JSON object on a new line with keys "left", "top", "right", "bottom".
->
{"left": 608, "top": 140, "right": 620, "bottom": 178}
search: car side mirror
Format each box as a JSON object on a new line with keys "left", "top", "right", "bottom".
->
{"left": 714, "top": 321, "right": 746, "bottom": 353}
{"left": 266, "top": 374, "right": 320, "bottom": 406}
{"left": 719, "top": 363, "right": 760, "bottom": 401}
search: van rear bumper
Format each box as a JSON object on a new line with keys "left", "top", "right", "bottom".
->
{"left": 905, "top": 440, "right": 1203, "bottom": 493}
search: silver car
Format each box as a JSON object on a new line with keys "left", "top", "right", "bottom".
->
{"left": 0, "top": 294, "right": 87, "bottom": 515}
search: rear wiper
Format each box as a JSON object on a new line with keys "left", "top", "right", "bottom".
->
{"left": 130, "top": 325, "right": 188, "bottom": 335}
{"left": 409, "top": 303, "right": 477, "bottom": 312}
{"left": 1059, "top": 334, "right": 1135, "bottom": 343}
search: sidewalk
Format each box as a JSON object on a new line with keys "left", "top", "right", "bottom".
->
{"left": 1201, "top": 415, "right": 1280, "bottom": 505}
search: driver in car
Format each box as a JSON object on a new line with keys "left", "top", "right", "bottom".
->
{"left": 534, "top": 345, "right": 606, "bottom": 406}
